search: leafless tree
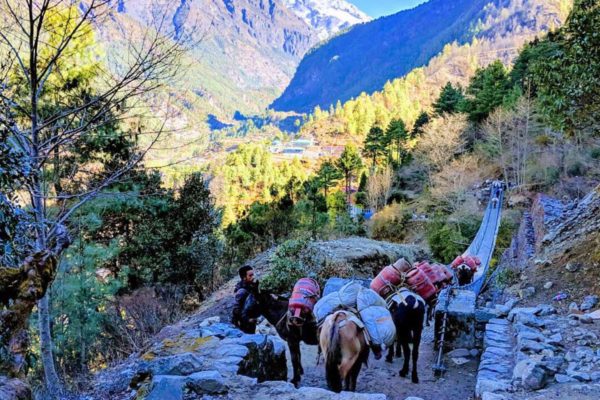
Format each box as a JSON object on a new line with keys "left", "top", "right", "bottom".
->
{"left": 366, "top": 166, "right": 393, "bottom": 211}
{"left": 0, "top": 1, "right": 189, "bottom": 397}
{"left": 430, "top": 154, "right": 483, "bottom": 213}
{"left": 483, "top": 96, "right": 537, "bottom": 190}
{"left": 415, "top": 113, "right": 468, "bottom": 181}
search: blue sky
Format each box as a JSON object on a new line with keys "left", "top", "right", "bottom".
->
{"left": 348, "top": 0, "right": 428, "bottom": 18}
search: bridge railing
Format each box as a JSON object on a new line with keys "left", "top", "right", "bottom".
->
{"left": 454, "top": 188, "right": 504, "bottom": 296}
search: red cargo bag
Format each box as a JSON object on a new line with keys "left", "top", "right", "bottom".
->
{"left": 406, "top": 268, "right": 437, "bottom": 301}
{"left": 371, "top": 265, "right": 405, "bottom": 297}
{"left": 288, "top": 278, "right": 321, "bottom": 320}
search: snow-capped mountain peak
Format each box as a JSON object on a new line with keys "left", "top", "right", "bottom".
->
{"left": 283, "top": 0, "right": 371, "bottom": 41}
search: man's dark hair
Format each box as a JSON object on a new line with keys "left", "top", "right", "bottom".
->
{"left": 238, "top": 265, "right": 253, "bottom": 279}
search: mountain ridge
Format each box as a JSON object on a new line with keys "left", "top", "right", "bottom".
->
{"left": 272, "top": 0, "right": 496, "bottom": 112}
{"left": 282, "top": 0, "right": 371, "bottom": 41}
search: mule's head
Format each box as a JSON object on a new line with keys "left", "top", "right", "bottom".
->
{"left": 456, "top": 264, "right": 474, "bottom": 285}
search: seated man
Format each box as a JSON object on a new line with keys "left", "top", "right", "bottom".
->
{"left": 232, "top": 265, "right": 259, "bottom": 334}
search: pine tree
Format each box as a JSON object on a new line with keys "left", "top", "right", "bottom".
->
{"left": 461, "top": 61, "right": 513, "bottom": 122}
{"left": 411, "top": 111, "right": 430, "bottom": 137}
{"left": 433, "top": 82, "right": 465, "bottom": 115}
{"left": 385, "top": 119, "right": 409, "bottom": 164}
{"left": 362, "top": 126, "right": 386, "bottom": 167}
{"left": 336, "top": 145, "right": 363, "bottom": 207}
{"left": 316, "top": 160, "right": 342, "bottom": 197}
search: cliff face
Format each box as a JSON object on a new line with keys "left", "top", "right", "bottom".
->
{"left": 500, "top": 186, "right": 600, "bottom": 313}
{"left": 541, "top": 186, "right": 600, "bottom": 261}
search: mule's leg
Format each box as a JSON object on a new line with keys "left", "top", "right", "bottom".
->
{"left": 411, "top": 328, "right": 422, "bottom": 384}
{"left": 399, "top": 338, "right": 410, "bottom": 377}
{"left": 344, "top": 372, "right": 351, "bottom": 391}
{"left": 385, "top": 340, "right": 394, "bottom": 363}
{"left": 396, "top": 337, "right": 402, "bottom": 358}
{"left": 339, "top": 346, "right": 360, "bottom": 391}
{"left": 349, "top": 358, "right": 363, "bottom": 392}
{"left": 289, "top": 339, "right": 302, "bottom": 387}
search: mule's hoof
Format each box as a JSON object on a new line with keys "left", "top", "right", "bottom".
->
{"left": 399, "top": 370, "right": 408, "bottom": 378}
{"left": 412, "top": 377, "right": 419, "bottom": 384}
{"left": 385, "top": 357, "right": 393, "bottom": 364}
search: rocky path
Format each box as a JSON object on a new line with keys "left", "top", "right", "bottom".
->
{"left": 287, "top": 325, "right": 479, "bottom": 400}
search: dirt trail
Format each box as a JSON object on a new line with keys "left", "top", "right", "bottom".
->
{"left": 195, "top": 280, "right": 479, "bottom": 400}
{"left": 191, "top": 246, "right": 478, "bottom": 400}
{"left": 287, "top": 325, "right": 478, "bottom": 400}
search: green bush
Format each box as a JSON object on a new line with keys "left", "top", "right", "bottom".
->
{"left": 426, "top": 215, "right": 480, "bottom": 263}
{"left": 527, "top": 165, "right": 560, "bottom": 187}
{"left": 496, "top": 268, "right": 519, "bottom": 288}
{"left": 260, "top": 239, "right": 310, "bottom": 294}
{"left": 591, "top": 147, "right": 600, "bottom": 160}
{"left": 355, "top": 191, "right": 368, "bottom": 207}
{"left": 534, "top": 134, "right": 553, "bottom": 146}
{"left": 566, "top": 160, "right": 587, "bottom": 177}
{"left": 369, "top": 203, "right": 410, "bottom": 242}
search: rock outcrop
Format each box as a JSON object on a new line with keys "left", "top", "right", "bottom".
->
{"left": 300, "top": 237, "right": 427, "bottom": 279}
{"left": 0, "top": 376, "right": 31, "bottom": 400}
{"left": 541, "top": 186, "right": 600, "bottom": 260}
{"left": 91, "top": 318, "right": 287, "bottom": 399}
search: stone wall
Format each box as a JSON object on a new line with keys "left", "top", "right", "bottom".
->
{"left": 435, "top": 289, "right": 478, "bottom": 351}
{"left": 500, "top": 211, "right": 535, "bottom": 271}
{"left": 475, "top": 302, "right": 600, "bottom": 399}
{"left": 90, "top": 317, "right": 386, "bottom": 400}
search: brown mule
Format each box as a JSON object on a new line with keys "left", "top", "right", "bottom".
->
{"left": 319, "top": 311, "right": 370, "bottom": 393}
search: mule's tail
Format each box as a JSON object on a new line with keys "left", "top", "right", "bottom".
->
{"left": 325, "top": 318, "right": 343, "bottom": 393}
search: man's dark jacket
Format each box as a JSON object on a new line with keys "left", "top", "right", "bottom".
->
{"left": 232, "top": 280, "right": 259, "bottom": 334}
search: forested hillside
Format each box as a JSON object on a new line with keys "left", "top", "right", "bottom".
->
{"left": 273, "top": 0, "right": 571, "bottom": 113}
{"left": 300, "top": 0, "right": 573, "bottom": 141}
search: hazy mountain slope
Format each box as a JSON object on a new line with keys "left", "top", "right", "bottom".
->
{"left": 104, "top": 0, "right": 317, "bottom": 119}
{"left": 273, "top": 0, "right": 570, "bottom": 113}
{"left": 282, "top": 0, "right": 371, "bottom": 40}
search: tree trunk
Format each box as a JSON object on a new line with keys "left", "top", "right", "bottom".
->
{"left": 345, "top": 174, "right": 351, "bottom": 207}
{"left": 38, "top": 293, "right": 62, "bottom": 399}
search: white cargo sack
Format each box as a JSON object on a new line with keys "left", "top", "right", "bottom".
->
{"left": 314, "top": 292, "right": 342, "bottom": 323}
{"left": 338, "top": 281, "right": 361, "bottom": 308}
{"left": 357, "top": 287, "right": 396, "bottom": 347}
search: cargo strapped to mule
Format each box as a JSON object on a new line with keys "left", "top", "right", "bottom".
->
{"left": 338, "top": 310, "right": 370, "bottom": 345}
{"left": 385, "top": 288, "right": 425, "bottom": 310}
